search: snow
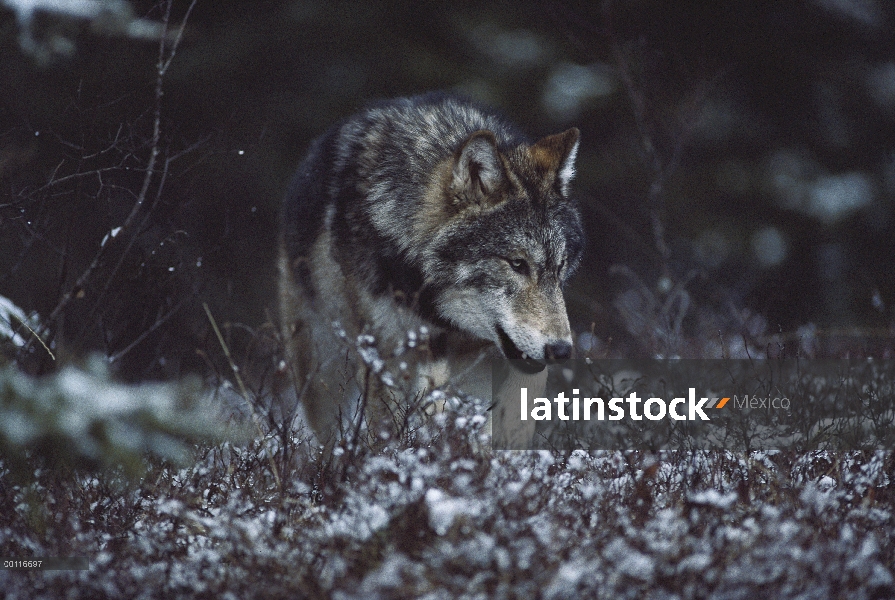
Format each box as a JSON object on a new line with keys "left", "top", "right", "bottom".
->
{"left": 0, "top": 294, "right": 37, "bottom": 348}
{"left": 2, "top": 375, "right": 894, "bottom": 599}
{"left": 425, "top": 488, "right": 481, "bottom": 536}
{"left": 687, "top": 489, "right": 739, "bottom": 509}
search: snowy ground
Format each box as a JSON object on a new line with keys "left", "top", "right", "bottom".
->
{"left": 2, "top": 387, "right": 893, "bottom": 599}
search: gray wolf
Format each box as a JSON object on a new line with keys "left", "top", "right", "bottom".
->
{"left": 278, "top": 92, "right": 584, "bottom": 449}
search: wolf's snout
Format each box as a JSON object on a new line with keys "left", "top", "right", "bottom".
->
{"left": 545, "top": 341, "right": 572, "bottom": 362}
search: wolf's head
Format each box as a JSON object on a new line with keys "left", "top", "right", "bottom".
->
{"left": 416, "top": 127, "right": 584, "bottom": 369}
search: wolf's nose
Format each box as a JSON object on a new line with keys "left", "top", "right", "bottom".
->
{"left": 545, "top": 341, "right": 572, "bottom": 361}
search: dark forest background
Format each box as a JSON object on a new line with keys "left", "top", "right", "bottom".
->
{"left": 2, "top": 0, "right": 894, "bottom": 380}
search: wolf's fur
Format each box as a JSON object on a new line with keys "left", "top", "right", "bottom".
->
{"left": 278, "top": 92, "right": 584, "bottom": 448}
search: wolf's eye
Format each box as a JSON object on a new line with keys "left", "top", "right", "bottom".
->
{"left": 507, "top": 258, "right": 530, "bottom": 276}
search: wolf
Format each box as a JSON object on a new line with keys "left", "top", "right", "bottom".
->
{"left": 278, "top": 92, "right": 584, "bottom": 449}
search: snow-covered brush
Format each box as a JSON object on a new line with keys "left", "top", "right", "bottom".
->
{"left": 0, "top": 293, "right": 52, "bottom": 360}
{"left": 3, "top": 0, "right": 173, "bottom": 62}
{"left": 0, "top": 355, "right": 242, "bottom": 481}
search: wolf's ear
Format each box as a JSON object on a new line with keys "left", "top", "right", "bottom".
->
{"left": 530, "top": 127, "right": 580, "bottom": 196}
{"left": 451, "top": 130, "right": 505, "bottom": 206}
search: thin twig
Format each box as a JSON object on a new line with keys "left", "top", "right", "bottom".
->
{"left": 36, "top": 165, "right": 122, "bottom": 191}
{"left": 9, "top": 316, "right": 55, "bottom": 360}
{"left": 603, "top": 0, "right": 669, "bottom": 263}
{"left": 204, "top": 302, "right": 283, "bottom": 492}
{"left": 108, "top": 298, "right": 184, "bottom": 364}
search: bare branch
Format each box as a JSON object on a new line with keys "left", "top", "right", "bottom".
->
{"left": 204, "top": 302, "right": 283, "bottom": 492}
{"left": 108, "top": 298, "right": 184, "bottom": 364}
{"left": 37, "top": 0, "right": 196, "bottom": 343}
